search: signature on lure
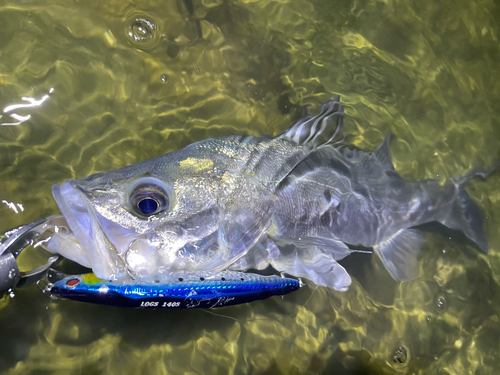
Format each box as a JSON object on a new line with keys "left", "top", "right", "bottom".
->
{"left": 40, "top": 97, "right": 498, "bottom": 294}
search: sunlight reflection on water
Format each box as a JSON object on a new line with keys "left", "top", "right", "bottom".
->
{"left": 0, "top": 0, "right": 499, "bottom": 374}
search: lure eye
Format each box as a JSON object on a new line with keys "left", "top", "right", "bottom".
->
{"left": 129, "top": 179, "right": 170, "bottom": 217}
{"left": 66, "top": 278, "right": 79, "bottom": 287}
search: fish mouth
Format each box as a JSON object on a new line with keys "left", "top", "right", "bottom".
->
{"left": 52, "top": 181, "right": 127, "bottom": 281}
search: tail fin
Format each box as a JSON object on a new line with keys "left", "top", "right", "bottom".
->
{"left": 444, "top": 161, "right": 500, "bottom": 253}
{"left": 451, "top": 161, "right": 500, "bottom": 186}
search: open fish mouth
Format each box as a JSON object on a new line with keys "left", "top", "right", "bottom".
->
{"left": 50, "top": 181, "right": 128, "bottom": 281}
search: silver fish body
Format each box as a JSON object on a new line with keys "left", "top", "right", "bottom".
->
{"left": 47, "top": 98, "right": 497, "bottom": 291}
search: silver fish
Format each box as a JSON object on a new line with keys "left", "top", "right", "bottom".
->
{"left": 45, "top": 98, "right": 498, "bottom": 291}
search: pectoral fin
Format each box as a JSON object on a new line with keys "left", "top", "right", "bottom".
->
{"left": 373, "top": 228, "right": 424, "bottom": 281}
{"left": 266, "top": 241, "right": 352, "bottom": 291}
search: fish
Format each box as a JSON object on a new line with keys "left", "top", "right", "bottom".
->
{"left": 45, "top": 97, "right": 498, "bottom": 292}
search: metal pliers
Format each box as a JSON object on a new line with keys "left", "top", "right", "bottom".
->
{"left": 0, "top": 215, "right": 64, "bottom": 295}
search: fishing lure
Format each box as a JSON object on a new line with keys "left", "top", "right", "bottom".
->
{"left": 49, "top": 270, "right": 301, "bottom": 309}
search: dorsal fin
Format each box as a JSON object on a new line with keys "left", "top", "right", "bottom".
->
{"left": 371, "top": 135, "right": 395, "bottom": 170}
{"left": 280, "top": 97, "right": 345, "bottom": 149}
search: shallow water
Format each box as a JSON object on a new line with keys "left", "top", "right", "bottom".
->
{"left": 0, "top": 0, "right": 499, "bottom": 374}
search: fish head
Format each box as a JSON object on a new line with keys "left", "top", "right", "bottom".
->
{"left": 50, "top": 140, "right": 277, "bottom": 282}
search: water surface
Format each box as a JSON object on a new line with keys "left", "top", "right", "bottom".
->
{"left": 0, "top": 0, "right": 499, "bottom": 374}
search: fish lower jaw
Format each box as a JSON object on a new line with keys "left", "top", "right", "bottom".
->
{"left": 52, "top": 181, "right": 128, "bottom": 280}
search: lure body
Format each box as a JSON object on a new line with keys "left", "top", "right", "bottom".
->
{"left": 50, "top": 270, "right": 300, "bottom": 308}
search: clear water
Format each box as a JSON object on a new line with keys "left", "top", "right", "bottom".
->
{"left": 1, "top": 0, "right": 499, "bottom": 374}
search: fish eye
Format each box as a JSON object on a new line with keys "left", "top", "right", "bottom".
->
{"left": 138, "top": 197, "right": 159, "bottom": 215}
{"left": 128, "top": 178, "right": 170, "bottom": 217}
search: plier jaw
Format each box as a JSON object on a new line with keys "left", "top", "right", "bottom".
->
{"left": 0, "top": 216, "right": 63, "bottom": 295}
{"left": 0, "top": 251, "right": 19, "bottom": 295}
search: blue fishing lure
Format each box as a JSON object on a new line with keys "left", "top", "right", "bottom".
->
{"left": 49, "top": 270, "right": 301, "bottom": 309}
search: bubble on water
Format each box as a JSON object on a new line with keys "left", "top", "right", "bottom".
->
{"left": 393, "top": 346, "right": 408, "bottom": 365}
{"left": 437, "top": 296, "right": 446, "bottom": 308}
{"left": 129, "top": 18, "right": 155, "bottom": 43}
{"left": 124, "top": 13, "right": 160, "bottom": 50}
{"left": 160, "top": 74, "right": 168, "bottom": 84}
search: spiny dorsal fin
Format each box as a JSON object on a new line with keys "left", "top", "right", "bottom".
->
{"left": 371, "top": 135, "right": 395, "bottom": 170}
{"left": 280, "top": 97, "right": 345, "bottom": 149}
